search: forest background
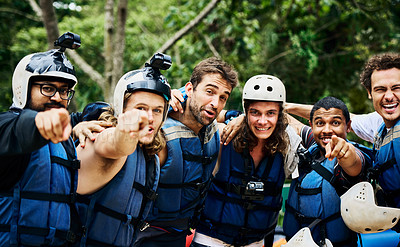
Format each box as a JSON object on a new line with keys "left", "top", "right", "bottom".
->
{"left": 1, "top": 0, "right": 399, "bottom": 144}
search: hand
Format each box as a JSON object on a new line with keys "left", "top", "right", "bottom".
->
{"left": 116, "top": 109, "right": 149, "bottom": 140}
{"left": 220, "top": 114, "right": 244, "bottom": 145}
{"left": 325, "top": 135, "right": 354, "bottom": 161}
{"left": 170, "top": 89, "right": 185, "bottom": 113}
{"left": 73, "top": 121, "right": 113, "bottom": 147}
{"left": 35, "top": 108, "right": 71, "bottom": 143}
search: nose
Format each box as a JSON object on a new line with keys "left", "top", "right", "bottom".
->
{"left": 384, "top": 90, "right": 395, "bottom": 101}
{"left": 50, "top": 91, "right": 63, "bottom": 102}
{"left": 322, "top": 124, "right": 333, "bottom": 133}
{"left": 147, "top": 110, "right": 154, "bottom": 123}
{"left": 258, "top": 114, "right": 268, "bottom": 125}
{"left": 210, "top": 95, "right": 219, "bottom": 109}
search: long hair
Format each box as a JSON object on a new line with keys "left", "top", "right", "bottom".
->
{"left": 232, "top": 100, "right": 288, "bottom": 156}
{"left": 99, "top": 93, "right": 166, "bottom": 156}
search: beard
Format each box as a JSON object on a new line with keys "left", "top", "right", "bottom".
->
{"left": 188, "top": 99, "right": 217, "bottom": 126}
{"left": 26, "top": 99, "right": 66, "bottom": 112}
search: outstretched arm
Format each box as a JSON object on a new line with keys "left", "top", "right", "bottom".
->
{"left": 325, "top": 135, "right": 362, "bottom": 177}
{"left": 77, "top": 109, "right": 149, "bottom": 194}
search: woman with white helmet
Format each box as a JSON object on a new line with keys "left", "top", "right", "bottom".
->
{"left": 191, "top": 75, "right": 289, "bottom": 247}
{"left": 75, "top": 53, "right": 172, "bottom": 246}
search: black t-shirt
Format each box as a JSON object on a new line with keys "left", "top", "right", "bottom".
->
{"left": 0, "top": 108, "right": 49, "bottom": 191}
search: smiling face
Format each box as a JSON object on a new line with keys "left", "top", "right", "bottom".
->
{"left": 369, "top": 68, "right": 400, "bottom": 128}
{"left": 123, "top": 91, "right": 165, "bottom": 145}
{"left": 247, "top": 101, "right": 280, "bottom": 141}
{"left": 310, "top": 107, "right": 351, "bottom": 150}
{"left": 186, "top": 73, "right": 232, "bottom": 128}
{"left": 27, "top": 81, "right": 69, "bottom": 111}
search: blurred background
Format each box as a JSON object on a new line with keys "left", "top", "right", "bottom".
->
{"left": 1, "top": 0, "right": 399, "bottom": 137}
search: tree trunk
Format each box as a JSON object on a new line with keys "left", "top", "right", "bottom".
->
{"left": 111, "top": 0, "right": 128, "bottom": 103}
{"left": 104, "top": 0, "right": 114, "bottom": 102}
{"left": 39, "top": 0, "right": 59, "bottom": 50}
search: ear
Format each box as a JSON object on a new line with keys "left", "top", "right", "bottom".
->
{"left": 308, "top": 119, "right": 313, "bottom": 128}
{"left": 185, "top": 81, "right": 193, "bottom": 98}
{"left": 367, "top": 91, "right": 372, "bottom": 99}
{"left": 346, "top": 119, "right": 352, "bottom": 133}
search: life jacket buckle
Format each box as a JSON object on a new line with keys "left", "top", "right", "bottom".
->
{"left": 138, "top": 221, "right": 150, "bottom": 231}
{"left": 146, "top": 190, "right": 158, "bottom": 201}
{"left": 72, "top": 159, "right": 81, "bottom": 169}
{"left": 65, "top": 230, "right": 76, "bottom": 243}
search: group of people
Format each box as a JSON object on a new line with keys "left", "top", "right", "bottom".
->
{"left": 0, "top": 31, "right": 399, "bottom": 247}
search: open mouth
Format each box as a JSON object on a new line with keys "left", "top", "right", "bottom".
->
{"left": 255, "top": 126, "right": 271, "bottom": 131}
{"left": 204, "top": 109, "right": 216, "bottom": 118}
{"left": 321, "top": 136, "right": 332, "bottom": 145}
{"left": 382, "top": 102, "right": 399, "bottom": 113}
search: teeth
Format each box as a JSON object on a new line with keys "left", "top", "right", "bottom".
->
{"left": 383, "top": 103, "right": 398, "bottom": 108}
{"left": 256, "top": 127, "right": 269, "bottom": 131}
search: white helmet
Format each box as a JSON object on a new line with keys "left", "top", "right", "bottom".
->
{"left": 113, "top": 66, "right": 171, "bottom": 117}
{"left": 12, "top": 50, "right": 78, "bottom": 109}
{"left": 340, "top": 182, "right": 400, "bottom": 233}
{"left": 282, "top": 227, "right": 333, "bottom": 247}
{"left": 242, "top": 74, "right": 286, "bottom": 108}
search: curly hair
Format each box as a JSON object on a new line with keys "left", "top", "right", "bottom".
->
{"left": 232, "top": 101, "right": 288, "bottom": 156}
{"left": 360, "top": 53, "right": 400, "bottom": 93}
{"left": 98, "top": 95, "right": 166, "bottom": 156}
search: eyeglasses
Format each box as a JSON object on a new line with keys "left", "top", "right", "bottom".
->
{"left": 32, "top": 83, "right": 75, "bottom": 100}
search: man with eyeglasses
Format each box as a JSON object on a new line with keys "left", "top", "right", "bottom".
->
{"left": 0, "top": 44, "right": 82, "bottom": 245}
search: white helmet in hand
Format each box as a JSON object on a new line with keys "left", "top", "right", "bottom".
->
{"left": 283, "top": 227, "right": 333, "bottom": 247}
{"left": 341, "top": 182, "right": 400, "bottom": 233}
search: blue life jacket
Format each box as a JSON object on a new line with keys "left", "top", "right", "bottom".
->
{"left": 371, "top": 120, "right": 400, "bottom": 207}
{"left": 77, "top": 146, "right": 160, "bottom": 247}
{"left": 196, "top": 142, "right": 285, "bottom": 246}
{"left": 283, "top": 144, "right": 357, "bottom": 247}
{"left": 147, "top": 117, "right": 219, "bottom": 226}
{"left": 0, "top": 140, "right": 80, "bottom": 246}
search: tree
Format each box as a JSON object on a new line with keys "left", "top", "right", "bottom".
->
{"left": 30, "top": 0, "right": 220, "bottom": 103}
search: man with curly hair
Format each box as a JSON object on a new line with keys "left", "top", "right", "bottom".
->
{"left": 359, "top": 53, "right": 400, "bottom": 213}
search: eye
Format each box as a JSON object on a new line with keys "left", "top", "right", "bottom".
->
{"left": 267, "top": 111, "right": 277, "bottom": 116}
{"left": 220, "top": 96, "right": 227, "bottom": 102}
{"left": 315, "top": 121, "right": 324, "bottom": 127}
{"left": 42, "top": 86, "right": 55, "bottom": 93}
{"left": 393, "top": 85, "right": 400, "bottom": 91}
{"left": 249, "top": 109, "right": 260, "bottom": 116}
{"left": 153, "top": 108, "right": 162, "bottom": 114}
{"left": 59, "top": 88, "right": 69, "bottom": 94}
{"left": 137, "top": 107, "right": 146, "bottom": 111}
{"left": 332, "top": 120, "right": 340, "bottom": 126}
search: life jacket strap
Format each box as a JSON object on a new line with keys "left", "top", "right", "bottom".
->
{"left": 367, "top": 158, "right": 396, "bottom": 180}
{"left": 183, "top": 152, "right": 218, "bottom": 165}
{"left": 212, "top": 179, "right": 282, "bottom": 197}
{"left": 0, "top": 224, "right": 79, "bottom": 243}
{"left": 133, "top": 182, "right": 158, "bottom": 201}
{"left": 285, "top": 201, "right": 341, "bottom": 225}
{"left": 208, "top": 190, "right": 281, "bottom": 211}
{"left": 158, "top": 178, "right": 209, "bottom": 190}
{"left": 0, "top": 191, "right": 77, "bottom": 204}
{"left": 51, "top": 156, "right": 80, "bottom": 170}
{"left": 294, "top": 182, "right": 322, "bottom": 195}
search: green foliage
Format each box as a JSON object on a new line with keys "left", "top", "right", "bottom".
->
{"left": 1, "top": 0, "right": 399, "bottom": 115}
